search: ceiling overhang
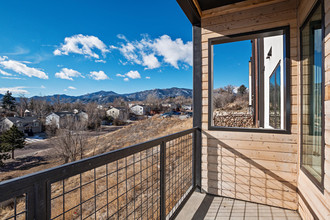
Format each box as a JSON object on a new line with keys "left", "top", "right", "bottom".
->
{"left": 198, "top": 0, "right": 247, "bottom": 11}
{"left": 177, "top": 0, "right": 247, "bottom": 26}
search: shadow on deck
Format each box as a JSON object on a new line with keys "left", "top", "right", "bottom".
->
{"left": 176, "top": 192, "right": 301, "bottom": 220}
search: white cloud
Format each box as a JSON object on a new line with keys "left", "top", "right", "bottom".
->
{"left": 111, "top": 34, "right": 192, "bottom": 69}
{"left": 146, "top": 76, "right": 150, "bottom": 79}
{"left": 68, "top": 86, "right": 76, "bottom": 90}
{"left": 116, "top": 70, "right": 141, "bottom": 81}
{"left": 126, "top": 70, "right": 141, "bottom": 79}
{"left": 90, "top": 71, "right": 109, "bottom": 80}
{"left": 64, "top": 89, "right": 68, "bottom": 91}
{"left": 54, "top": 34, "right": 109, "bottom": 59}
{"left": 0, "top": 56, "right": 48, "bottom": 79}
{"left": 3, "top": 46, "right": 29, "bottom": 56}
{"left": 117, "top": 34, "right": 128, "bottom": 41}
{"left": 1, "top": 77, "right": 24, "bottom": 80}
{"left": 55, "top": 68, "right": 84, "bottom": 81}
{"left": 0, "top": 69, "right": 12, "bottom": 76}
{"left": 142, "top": 53, "right": 160, "bottom": 69}
{"left": 0, "top": 86, "right": 28, "bottom": 94}
{"left": 95, "top": 59, "right": 106, "bottom": 63}
{"left": 152, "top": 35, "right": 192, "bottom": 69}
{"left": 116, "top": 73, "right": 126, "bottom": 77}
{"left": 117, "top": 42, "right": 141, "bottom": 65}
{"left": 41, "top": 85, "right": 46, "bottom": 89}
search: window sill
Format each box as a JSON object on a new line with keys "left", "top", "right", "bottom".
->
{"left": 208, "top": 125, "right": 291, "bottom": 134}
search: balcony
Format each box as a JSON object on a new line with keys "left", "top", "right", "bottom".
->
{"left": 0, "top": 128, "right": 197, "bottom": 219}
{"left": 0, "top": 127, "right": 302, "bottom": 220}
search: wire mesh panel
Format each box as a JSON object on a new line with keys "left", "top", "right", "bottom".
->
{"left": 0, "top": 128, "right": 196, "bottom": 220}
{"left": 165, "top": 133, "right": 193, "bottom": 219}
{"left": 50, "top": 145, "right": 161, "bottom": 220}
{"left": 0, "top": 194, "right": 27, "bottom": 220}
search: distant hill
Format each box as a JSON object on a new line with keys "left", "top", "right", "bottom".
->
{"left": 1, "top": 87, "right": 192, "bottom": 104}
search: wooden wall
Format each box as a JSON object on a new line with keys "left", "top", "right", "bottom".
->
{"left": 297, "top": 0, "right": 330, "bottom": 219}
{"left": 200, "top": 0, "right": 299, "bottom": 210}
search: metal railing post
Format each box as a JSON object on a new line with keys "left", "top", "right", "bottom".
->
{"left": 34, "top": 180, "right": 48, "bottom": 220}
{"left": 160, "top": 141, "right": 166, "bottom": 220}
{"left": 192, "top": 129, "right": 196, "bottom": 187}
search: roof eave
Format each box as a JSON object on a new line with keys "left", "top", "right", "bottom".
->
{"left": 176, "top": 0, "right": 201, "bottom": 26}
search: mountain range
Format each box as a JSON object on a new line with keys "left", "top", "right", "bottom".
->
{"left": 0, "top": 87, "right": 192, "bottom": 104}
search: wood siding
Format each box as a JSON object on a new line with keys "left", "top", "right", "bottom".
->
{"left": 200, "top": 0, "right": 299, "bottom": 210}
{"left": 297, "top": 0, "right": 330, "bottom": 219}
{"left": 198, "top": 0, "right": 330, "bottom": 218}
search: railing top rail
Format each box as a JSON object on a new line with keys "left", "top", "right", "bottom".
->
{"left": 0, "top": 127, "right": 197, "bottom": 201}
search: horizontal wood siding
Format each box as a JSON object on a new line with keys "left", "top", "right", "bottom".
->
{"left": 297, "top": 0, "right": 330, "bottom": 219}
{"left": 200, "top": 0, "right": 299, "bottom": 210}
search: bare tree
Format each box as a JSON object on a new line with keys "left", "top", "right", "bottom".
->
{"left": 52, "top": 95, "right": 62, "bottom": 112}
{"left": 112, "top": 98, "right": 127, "bottom": 108}
{"left": 85, "top": 102, "right": 102, "bottom": 130}
{"left": 50, "top": 119, "right": 87, "bottom": 163}
{"left": 146, "top": 94, "right": 159, "bottom": 106}
{"left": 17, "top": 95, "right": 29, "bottom": 117}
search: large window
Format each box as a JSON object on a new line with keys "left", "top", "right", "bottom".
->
{"left": 301, "top": 2, "right": 324, "bottom": 187}
{"left": 209, "top": 28, "right": 289, "bottom": 132}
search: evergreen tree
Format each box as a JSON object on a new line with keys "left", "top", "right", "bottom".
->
{"left": 0, "top": 125, "right": 25, "bottom": 160}
{"left": 2, "top": 91, "right": 16, "bottom": 111}
{"left": 238, "top": 84, "right": 247, "bottom": 95}
{"left": 0, "top": 143, "right": 10, "bottom": 167}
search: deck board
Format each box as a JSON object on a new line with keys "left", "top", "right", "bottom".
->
{"left": 176, "top": 192, "right": 301, "bottom": 220}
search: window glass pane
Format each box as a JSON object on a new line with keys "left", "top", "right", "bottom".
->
{"left": 269, "top": 64, "right": 281, "bottom": 129}
{"left": 212, "top": 31, "right": 286, "bottom": 130}
{"left": 301, "top": 4, "right": 323, "bottom": 183}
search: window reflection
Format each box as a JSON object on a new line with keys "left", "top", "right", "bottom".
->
{"left": 301, "top": 4, "right": 323, "bottom": 184}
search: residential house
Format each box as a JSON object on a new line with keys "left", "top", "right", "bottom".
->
{"left": 0, "top": 116, "right": 42, "bottom": 134}
{"left": 161, "top": 103, "right": 179, "bottom": 112}
{"left": 45, "top": 111, "right": 88, "bottom": 128}
{"left": 106, "top": 107, "right": 128, "bottom": 121}
{"left": 77, "top": 111, "right": 88, "bottom": 122}
{"left": 182, "top": 104, "right": 192, "bottom": 111}
{"left": 130, "top": 104, "right": 149, "bottom": 116}
{"left": 24, "top": 109, "right": 32, "bottom": 117}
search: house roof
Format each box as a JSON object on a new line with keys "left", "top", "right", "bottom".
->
{"left": 109, "top": 107, "right": 126, "bottom": 111}
{"left": 53, "top": 112, "right": 75, "bottom": 117}
{"left": 132, "top": 104, "right": 146, "bottom": 108}
{"left": 6, "top": 116, "right": 39, "bottom": 123}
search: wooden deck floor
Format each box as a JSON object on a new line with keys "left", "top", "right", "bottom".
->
{"left": 176, "top": 192, "right": 301, "bottom": 220}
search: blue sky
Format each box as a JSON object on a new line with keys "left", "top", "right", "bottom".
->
{"left": 213, "top": 40, "right": 251, "bottom": 89}
{"left": 0, "top": 0, "right": 194, "bottom": 97}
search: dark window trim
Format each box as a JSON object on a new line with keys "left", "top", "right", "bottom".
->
{"left": 208, "top": 26, "right": 291, "bottom": 134}
{"left": 299, "top": 0, "right": 325, "bottom": 193}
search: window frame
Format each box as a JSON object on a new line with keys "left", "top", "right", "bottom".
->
{"left": 208, "top": 26, "right": 291, "bottom": 133}
{"left": 299, "top": 0, "right": 325, "bottom": 192}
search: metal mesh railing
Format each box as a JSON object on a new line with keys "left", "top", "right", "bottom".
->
{"left": 0, "top": 128, "right": 197, "bottom": 220}
{"left": 165, "top": 134, "right": 193, "bottom": 218}
{"left": 50, "top": 146, "right": 160, "bottom": 219}
{"left": 0, "top": 194, "right": 27, "bottom": 220}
